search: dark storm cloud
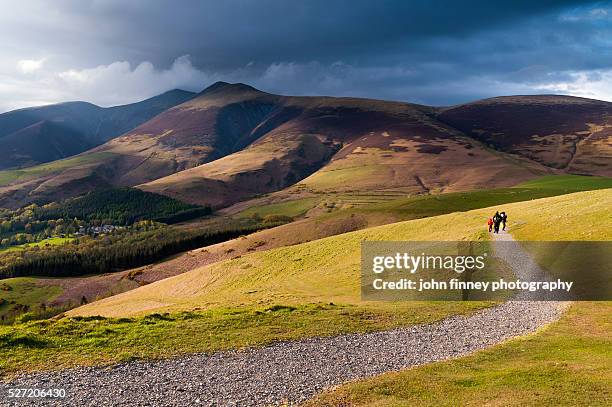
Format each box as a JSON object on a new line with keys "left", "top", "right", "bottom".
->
{"left": 1, "top": 0, "right": 611, "bottom": 111}
{"left": 51, "top": 0, "right": 595, "bottom": 68}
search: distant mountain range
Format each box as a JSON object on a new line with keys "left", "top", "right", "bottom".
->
{"left": 0, "top": 82, "right": 610, "bottom": 208}
{"left": 0, "top": 89, "right": 196, "bottom": 170}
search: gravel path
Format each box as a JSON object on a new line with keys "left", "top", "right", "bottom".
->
{"left": 2, "top": 231, "right": 568, "bottom": 406}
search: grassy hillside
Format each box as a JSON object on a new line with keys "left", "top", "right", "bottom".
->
{"left": 7, "top": 174, "right": 599, "bottom": 322}
{"left": 228, "top": 175, "right": 612, "bottom": 242}
{"left": 0, "top": 217, "right": 285, "bottom": 325}
{"left": 67, "top": 212, "right": 487, "bottom": 318}
{"left": 139, "top": 133, "right": 338, "bottom": 208}
{"left": 294, "top": 141, "right": 547, "bottom": 196}
{"left": 305, "top": 186, "right": 612, "bottom": 405}
{"left": 515, "top": 174, "right": 612, "bottom": 190}
{"left": 70, "top": 188, "right": 611, "bottom": 318}
{"left": 237, "top": 196, "right": 320, "bottom": 219}
{"left": 2, "top": 175, "right": 605, "bottom": 324}
{"left": 0, "top": 188, "right": 608, "bottom": 376}
{"left": 349, "top": 175, "right": 612, "bottom": 222}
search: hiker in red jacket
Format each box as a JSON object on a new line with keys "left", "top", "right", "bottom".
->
{"left": 487, "top": 217, "right": 493, "bottom": 232}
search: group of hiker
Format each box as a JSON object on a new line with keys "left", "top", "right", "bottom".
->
{"left": 487, "top": 211, "right": 507, "bottom": 233}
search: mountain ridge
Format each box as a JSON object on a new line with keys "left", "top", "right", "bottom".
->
{"left": 0, "top": 83, "right": 610, "bottom": 209}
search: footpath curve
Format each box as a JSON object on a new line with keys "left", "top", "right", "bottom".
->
{"left": 3, "top": 231, "right": 568, "bottom": 406}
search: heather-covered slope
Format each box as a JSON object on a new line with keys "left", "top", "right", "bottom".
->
{"left": 438, "top": 95, "right": 612, "bottom": 176}
{"left": 140, "top": 93, "right": 550, "bottom": 207}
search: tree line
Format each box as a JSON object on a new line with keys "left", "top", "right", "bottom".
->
{"left": 0, "top": 222, "right": 281, "bottom": 279}
{"left": 35, "top": 187, "right": 210, "bottom": 225}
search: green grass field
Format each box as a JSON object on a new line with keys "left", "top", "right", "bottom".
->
{"left": 515, "top": 174, "right": 612, "bottom": 190}
{"left": 234, "top": 175, "right": 612, "bottom": 224}
{"left": 304, "top": 182, "right": 612, "bottom": 406}
{"left": 0, "top": 237, "right": 74, "bottom": 253}
{"left": 0, "top": 278, "right": 63, "bottom": 322}
{"left": 347, "top": 175, "right": 612, "bottom": 222}
{"left": 300, "top": 164, "right": 386, "bottom": 190}
{"left": 0, "top": 152, "right": 116, "bottom": 187}
{"left": 70, "top": 188, "right": 610, "bottom": 319}
{"left": 237, "top": 197, "right": 320, "bottom": 219}
{"left": 1, "top": 189, "right": 607, "bottom": 377}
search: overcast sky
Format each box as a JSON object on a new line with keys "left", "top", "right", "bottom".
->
{"left": 1, "top": 0, "right": 611, "bottom": 112}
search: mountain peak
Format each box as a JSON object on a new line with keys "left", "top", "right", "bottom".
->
{"left": 200, "top": 81, "right": 261, "bottom": 95}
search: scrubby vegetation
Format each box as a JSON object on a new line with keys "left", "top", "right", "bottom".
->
{"left": 0, "top": 278, "right": 65, "bottom": 324}
{"left": 237, "top": 197, "right": 319, "bottom": 219}
{"left": 0, "top": 152, "right": 116, "bottom": 187}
